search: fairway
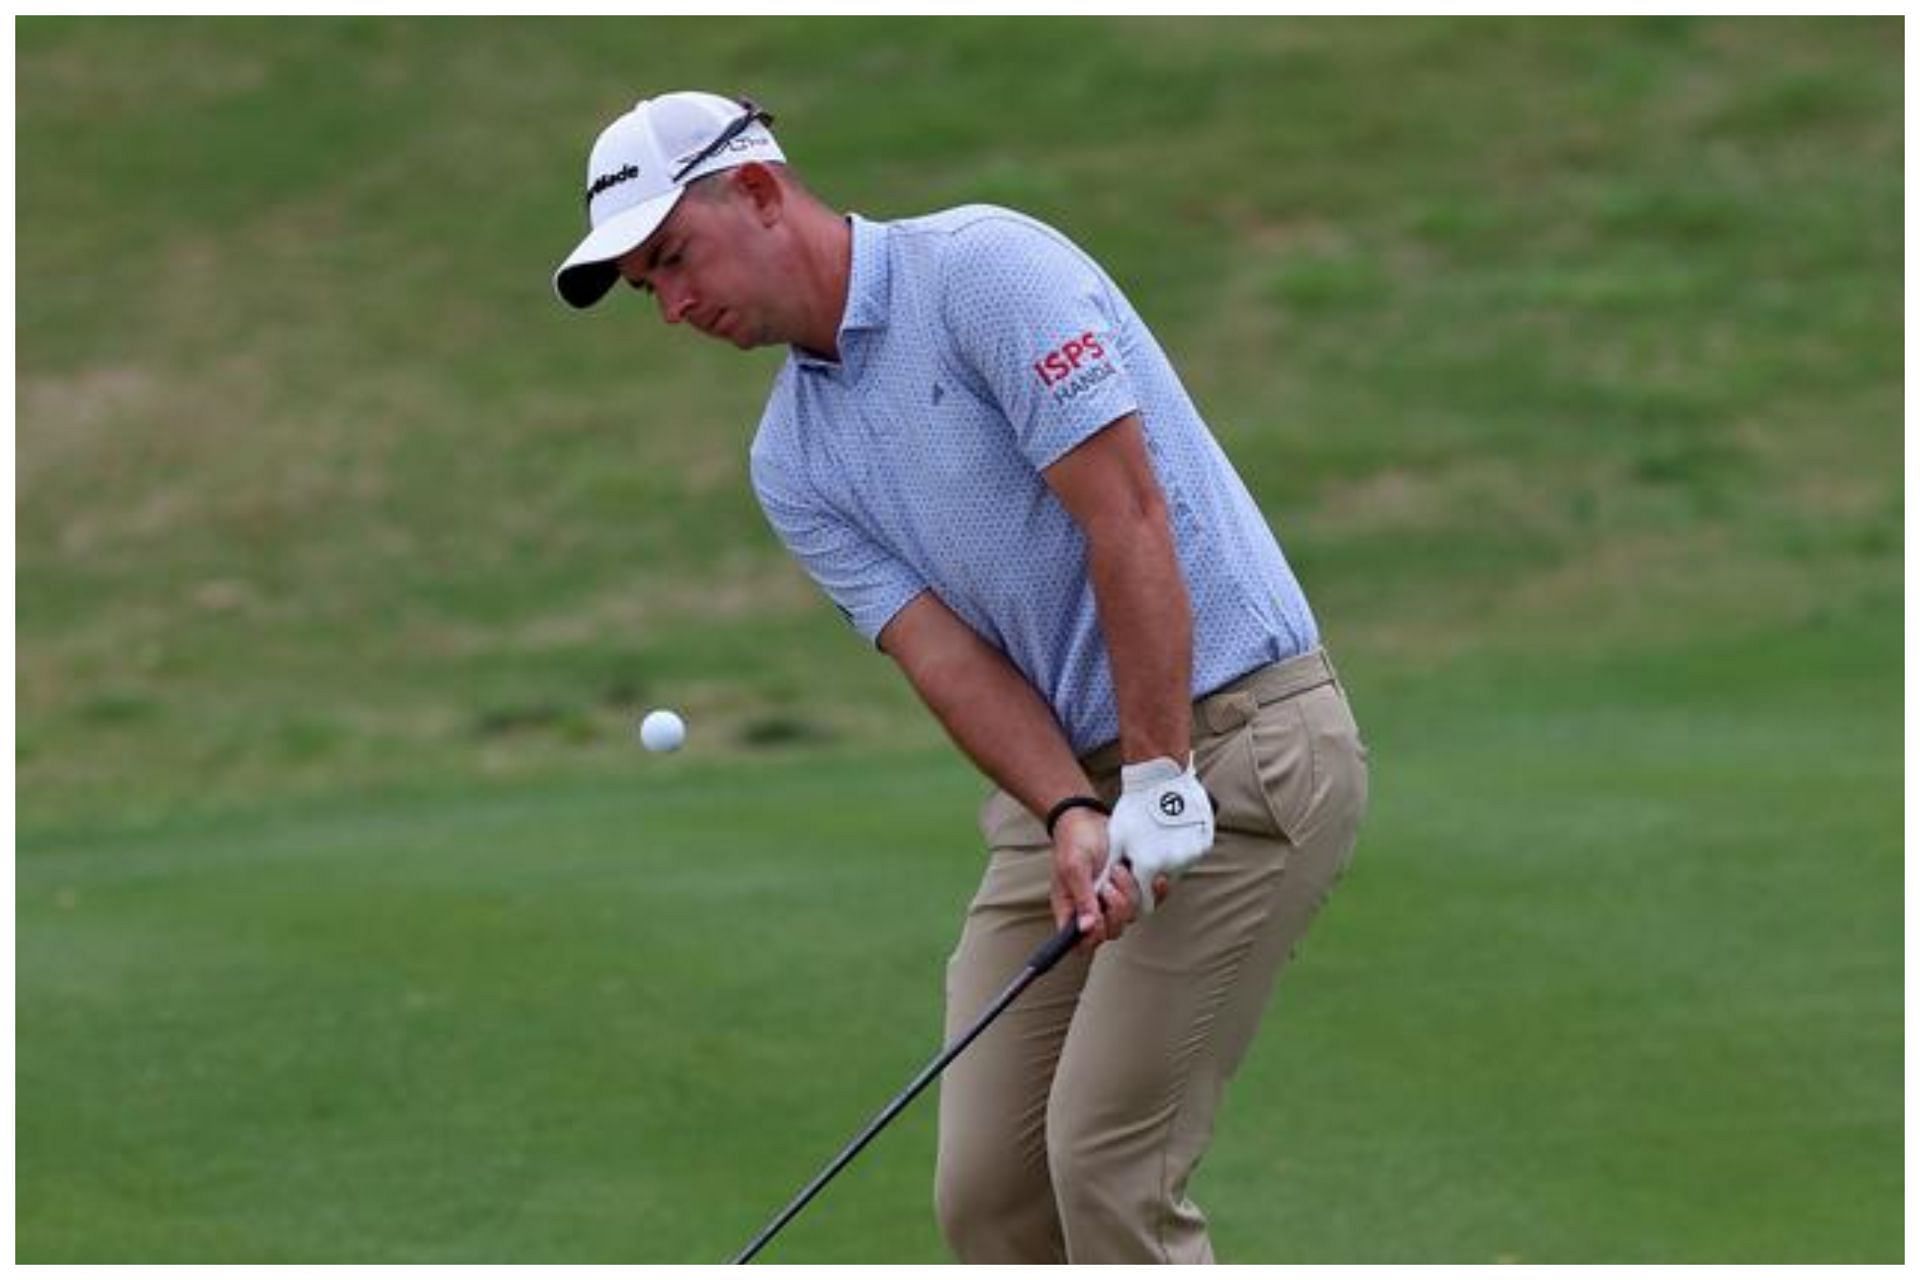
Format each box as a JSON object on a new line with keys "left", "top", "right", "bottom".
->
{"left": 15, "top": 16, "right": 1903, "bottom": 1263}
{"left": 18, "top": 613, "right": 1901, "bottom": 1262}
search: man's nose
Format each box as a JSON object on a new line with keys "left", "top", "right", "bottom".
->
{"left": 657, "top": 281, "right": 696, "bottom": 325}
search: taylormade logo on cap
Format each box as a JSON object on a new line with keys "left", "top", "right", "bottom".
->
{"left": 552, "top": 90, "right": 786, "bottom": 310}
{"left": 585, "top": 163, "right": 641, "bottom": 205}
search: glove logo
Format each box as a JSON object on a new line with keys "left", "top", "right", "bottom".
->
{"left": 1159, "top": 792, "right": 1186, "bottom": 818}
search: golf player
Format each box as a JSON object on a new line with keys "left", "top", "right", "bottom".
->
{"left": 554, "top": 92, "right": 1369, "bottom": 1264}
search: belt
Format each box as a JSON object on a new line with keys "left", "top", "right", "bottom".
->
{"left": 1077, "top": 648, "right": 1339, "bottom": 777}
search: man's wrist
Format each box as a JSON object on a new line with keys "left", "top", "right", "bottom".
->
{"left": 1120, "top": 754, "right": 1191, "bottom": 789}
{"left": 1044, "top": 794, "right": 1111, "bottom": 838}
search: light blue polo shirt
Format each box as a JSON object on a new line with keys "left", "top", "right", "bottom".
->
{"left": 749, "top": 206, "right": 1318, "bottom": 755}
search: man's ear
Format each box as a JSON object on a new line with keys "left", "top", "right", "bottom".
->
{"left": 731, "top": 162, "right": 784, "bottom": 226}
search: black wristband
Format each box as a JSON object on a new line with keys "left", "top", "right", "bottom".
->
{"left": 1044, "top": 795, "right": 1110, "bottom": 838}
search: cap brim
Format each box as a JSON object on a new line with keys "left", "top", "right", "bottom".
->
{"left": 552, "top": 187, "right": 685, "bottom": 310}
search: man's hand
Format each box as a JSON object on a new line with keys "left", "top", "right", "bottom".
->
{"left": 1050, "top": 809, "right": 1147, "bottom": 953}
{"left": 1107, "top": 755, "right": 1214, "bottom": 914}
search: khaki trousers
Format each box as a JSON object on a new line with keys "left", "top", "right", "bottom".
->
{"left": 934, "top": 649, "right": 1369, "bottom": 1264}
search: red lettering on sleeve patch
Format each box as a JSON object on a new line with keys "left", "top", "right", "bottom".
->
{"left": 1032, "top": 331, "right": 1108, "bottom": 388}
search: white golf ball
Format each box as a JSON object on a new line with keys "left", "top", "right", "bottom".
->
{"left": 638, "top": 709, "right": 686, "bottom": 753}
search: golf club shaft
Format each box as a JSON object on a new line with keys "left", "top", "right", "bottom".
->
{"left": 730, "top": 916, "right": 1083, "bottom": 1264}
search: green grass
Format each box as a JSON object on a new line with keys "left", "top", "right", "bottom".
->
{"left": 19, "top": 604, "right": 1900, "bottom": 1262}
{"left": 16, "top": 16, "right": 1902, "bottom": 1262}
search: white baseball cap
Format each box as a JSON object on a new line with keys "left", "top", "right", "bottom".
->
{"left": 552, "top": 91, "right": 784, "bottom": 309}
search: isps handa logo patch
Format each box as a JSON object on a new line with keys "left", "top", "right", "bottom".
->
{"left": 1032, "top": 331, "right": 1117, "bottom": 404}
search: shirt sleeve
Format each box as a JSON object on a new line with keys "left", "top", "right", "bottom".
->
{"left": 939, "top": 215, "right": 1141, "bottom": 472}
{"left": 750, "top": 442, "right": 927, "bottom": 647}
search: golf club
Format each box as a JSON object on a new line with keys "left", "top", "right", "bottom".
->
{"left": 729, "top": 912, "right": 1087, "bottom": 1264}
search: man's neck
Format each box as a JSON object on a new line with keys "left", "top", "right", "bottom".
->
{"left": 793, "top": 211, "right": 854, "bottom": 361}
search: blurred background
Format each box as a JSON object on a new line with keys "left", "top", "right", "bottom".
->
{"left": 15, "top": 17, "right": 1902, "bottom": 1262}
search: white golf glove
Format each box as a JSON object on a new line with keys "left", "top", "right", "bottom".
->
{"left": 1105, "top": 755, "right": 1215, "bottom": 915}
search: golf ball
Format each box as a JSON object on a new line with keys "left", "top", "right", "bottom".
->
{"left": 638, "top": 709, "right": 686, "bottom": 753}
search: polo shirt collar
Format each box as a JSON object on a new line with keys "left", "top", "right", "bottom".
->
{"left": 793, "top": 213, "right": 889, "bottom": 374}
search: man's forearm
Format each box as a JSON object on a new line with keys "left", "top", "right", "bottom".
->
{"left": 882, "top": 592, "right": 1094, "bottom": 820}
{"left": 1083, "top": 506, "right": 1193, "bottom": 765}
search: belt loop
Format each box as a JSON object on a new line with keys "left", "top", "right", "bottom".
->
{"left": 1199, "top": 689, "right": 1258, "bottom": 736}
